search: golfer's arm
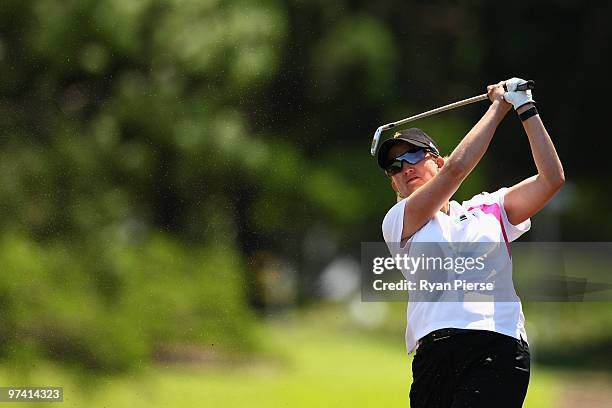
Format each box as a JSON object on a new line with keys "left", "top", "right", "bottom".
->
{"left": 504, "top": 104, "right": 565, "bottom": 225}
{"left": 401, "top": 101, "right": 508, "bottom": 240}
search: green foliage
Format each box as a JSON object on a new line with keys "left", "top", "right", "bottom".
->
{"left": 0, "top": 232, "right": 254, "bottom": 372}
{"left": 311, "top": 14, "right": 397, "bottom": 101}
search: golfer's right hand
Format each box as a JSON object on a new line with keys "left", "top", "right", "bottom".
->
{"left": 487, "top": 82, "right": 511, "bottom": 110}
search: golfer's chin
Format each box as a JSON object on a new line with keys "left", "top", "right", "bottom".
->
{"left": 402, "top": 178, "right": 424, "bottom": 196}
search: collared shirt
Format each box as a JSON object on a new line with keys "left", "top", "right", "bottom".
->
{"left": 382, "top": 188, "right": 531, "bottom": 353}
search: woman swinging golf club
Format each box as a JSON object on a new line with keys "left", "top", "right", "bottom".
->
{"left": 378, "top": 78, "right": 564, "bottom": 407}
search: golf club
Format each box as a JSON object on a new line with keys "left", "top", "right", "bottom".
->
{"left": 370, "top": 80, "right": 535, "bottom": 156}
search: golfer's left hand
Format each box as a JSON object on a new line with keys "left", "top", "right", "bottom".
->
{"left": 487, "top": 82, "right": 512, "bottom": 111}
{"left": 503, "top": 77, "right": 535, "bottom": 110}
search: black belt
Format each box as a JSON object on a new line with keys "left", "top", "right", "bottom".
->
{"left": 417, "top": 328, "right": 473, "bottom": 347}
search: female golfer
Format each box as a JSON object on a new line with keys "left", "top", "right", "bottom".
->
{"left": 378, "top": 79, "right": 564, "bottom": 407}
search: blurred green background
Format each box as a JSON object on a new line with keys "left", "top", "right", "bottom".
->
{"left": 1, "top": 1, "right": 611, "bottom": 406}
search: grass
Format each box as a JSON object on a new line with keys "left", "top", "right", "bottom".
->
{"left": 0, "top": 305, "right": 574, "bottom": 407}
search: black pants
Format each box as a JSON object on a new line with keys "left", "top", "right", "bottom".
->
{"left": 410, "top": 329, "right": 530, "bottom": 408}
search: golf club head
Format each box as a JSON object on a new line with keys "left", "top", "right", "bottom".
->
{"left": 370, "top": 126, "right": 383, "bottom": 156}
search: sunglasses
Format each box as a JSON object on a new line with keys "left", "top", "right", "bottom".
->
{"left": 384, "top": 147, "right": 433, "bottom": 176}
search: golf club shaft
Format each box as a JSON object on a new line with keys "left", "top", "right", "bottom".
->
{"left": 370, "top": 80, "right": 536, "bottom": 156}
{"left": 382, "top": 94, "right": 488, "bottom": 130}
{"left": 369, "top": 94, "right": 487, "bottom": 156}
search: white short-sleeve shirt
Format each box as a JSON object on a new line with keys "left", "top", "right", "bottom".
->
{"left": 382, "top": 188, "right": 531, "bottom": 353}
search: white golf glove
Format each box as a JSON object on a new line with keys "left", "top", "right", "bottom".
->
{"left": 504, "top": 77, "right": 535, "bottom": 110}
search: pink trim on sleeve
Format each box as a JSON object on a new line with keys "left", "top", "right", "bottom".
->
{"left": 467, "top": 203, "right": 511, "bottom": 258}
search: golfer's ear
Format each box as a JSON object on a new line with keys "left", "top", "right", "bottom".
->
{"left": 391, "top": 178, "right": 398, "bottom": 193}
{"left": 391, "top": 179, "right": 404, "bottom": 202}
{"left": 436, "top": 156, "right": 447, "bottom": 169}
